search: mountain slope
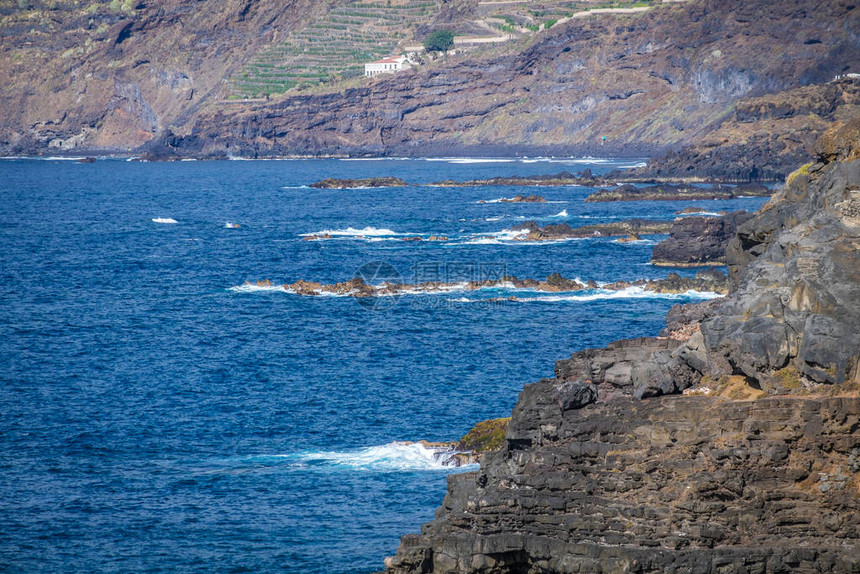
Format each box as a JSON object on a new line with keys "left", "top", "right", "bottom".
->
{"left": 146, "top": 0, "right": 860, "bottom": 167}
{"left": 0, "top": 0, "right": 317, "bottom": 154}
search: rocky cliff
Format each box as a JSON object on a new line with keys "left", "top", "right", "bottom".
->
{"left": 634, "top": 78, "right": 860, "bottom": 182}
{"left": 0, "top": 0, "right": 317, "bottom": 154}
{"left": 381, "top": 126, "right": 860, "bottom": 572}
{"left": 651, "top": 211, "right": 754, "bottom": 267}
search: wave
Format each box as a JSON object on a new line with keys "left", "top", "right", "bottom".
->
{"left": 678, "top": 211, "right": 723, "bottom": 217}
{"left": 549, "top": 209, "right": 568, "bottom": 218}
{"left": 425, "top": 158, "right": 516, "bottom": 164}
{"left": 300, "top": 226, "right": 401, "bottom": 237}
{"left": 152, "top": 217, "right": 179, "bottom": 224}
{"left": 478, "top": 198, "right": 567, "bottom": 204}
{"left": 510, "top": 286, "right": 720, "bottom": 303}
{"left": 278, "top": 442, "right": 475, "bottom": 471}
{"left": 612, "top": 238, "right": 657, "bottom": 245}
{"left": 339, "top": 157, "right": 410, "bottom": 162}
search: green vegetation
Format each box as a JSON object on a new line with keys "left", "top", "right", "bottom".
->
{"left": 222, "top": 0, "right": 662, "bottom": 98}
{"left": 424, "top": 29, "right": 454, "bottom": 53}
{"left": 228, "top": 0, "right": 440, "bottom": 98}
{"left": 786, "top": 162, "right": 812, "bottom": 186}
{"left": 458, "top": 417, "right": 511, "bottom": 452}
{"left": 774, "top": 365, "right": 803, "bottom": 391}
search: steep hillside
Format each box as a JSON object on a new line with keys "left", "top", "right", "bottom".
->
{"left": 0, "top": 0, "right": 317, "bottom": 153}
{"left": 3, "top": 0, "right": 859, "bottom": 176}
{"left": 634, "top": 77, "right": 860, "bottom": 181}
{"left": 145, "top": 0, "right": 860, "bottom": 168}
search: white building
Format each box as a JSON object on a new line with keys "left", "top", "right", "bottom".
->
{"left": 364, "top": 56, "right": 411, "bottom": 77}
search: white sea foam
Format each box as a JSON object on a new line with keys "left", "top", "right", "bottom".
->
{"left": 549, "top": 209, "right": 568, "bottom": 218}
{"left": 289, "top": 442, "right": 475, "bottom": 471}
{"left": 300, "top": 226, "right": 401, "bottom": 237}
{"left": 224, "top": 222, "right": 241, "bottom": 229}
{"left": 425, "top": 158, "right": 516, "bottom": 164}
{"left": 229, "top": 283, "right": 286, "bottom": 293}
{"left": 612, "top": 238, "right": 657, "bottom": 245}
{"left": 339, "top": 157, "right": 410, "bottom": 162}
{"left": 677, "top": 211, "right": 723, "bottom": 217}
{"left": 512, "top": 286, "right": 721, "bottom": 303}
{"left": 152, "top": 217, "right": 179, "bottom": 224}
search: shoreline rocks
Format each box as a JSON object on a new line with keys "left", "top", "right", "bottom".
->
{"left": 432, "top": 171, "right": 608, "bottom": 188}
{"left": 585, "top": 182, "right": 771, "bottom": 202}
{"left": 512, "top": 218, "right": 673, "bottom": 240}
{"left": 309, "top": 177, "right": 408, "bottom": 189}
{"left": 240, "top": 270, "right": 729, "bottom": 299}
{"left": 651, "top": 211, "right": 754, "bottom": 267}
{"left": 479, "top": 194, "right": 546, "bottom": 204}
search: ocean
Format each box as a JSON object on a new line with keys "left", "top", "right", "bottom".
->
{"left": 0, "top": 157, "right": 767, "bottom": 573}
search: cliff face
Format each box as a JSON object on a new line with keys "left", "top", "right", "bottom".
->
{"left": 636, "top": 78, "right": 860, "bottom": 181}
{"left": 0, "top": 0, "right": 316, "bottom": 154}
{"left": 145, "top": 0, "right": 859, "bottom": 165}
{"left": 382, "top": 129, "right": 860, "bottom": 572}
{"left": 5, "top": 0, "right": 859, "bottom": 171}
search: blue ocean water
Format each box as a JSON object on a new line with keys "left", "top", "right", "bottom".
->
{"left": 0, "top": 157, "right": 767, "bottom": 573}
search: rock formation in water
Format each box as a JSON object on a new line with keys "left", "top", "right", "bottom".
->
{"left": 381, "top": 126, "right": 860, "bottom": 573}
{"left": 585, "top": 183, "right": 770, "bottom": 202}
{"left": 309, "top": 177, "right": 408, "bottom": 189}
{"left": 512, "top": 219, "right": 673, "bottom": 241}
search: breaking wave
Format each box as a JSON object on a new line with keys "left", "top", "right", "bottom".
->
{"left": 300, "top": 226, "right": 401, "bottom": 238}
{"left": 450, "top": 286, "right": 720, "bottom": 303}
{"left": 244, "top": 443, "right": 475, "bottom": 472}
{"left": 152, "top": 217, "right": 179, "bottom": 224}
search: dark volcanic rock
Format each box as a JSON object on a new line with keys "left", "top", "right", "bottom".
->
{"left": 651, "top": 211, "right": 754, "bottom": 266}
{"left": 704, "top": 146, "right": 860, "bottom": 391}
{"left": 586, "top": 183, "right": 771, "bottom": 202}
{"left": 513, "top": 218, "right": 672, "bottom": 240}
{"left": 385, "top": 395, "right": 860, "bottom": 573}
{"left": 437, "top": 172, "right": 606, "bottom": 188}
{"left": 630, "top": 79, "right": 860, "bottom": 182}
{"left": 309, "top": 177, "right": 408, "bottom": 189}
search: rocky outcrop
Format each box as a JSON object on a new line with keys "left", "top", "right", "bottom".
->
{"left": 585, "top": 183, "right": 770, "bottom": 202}
{"left": 437, "top": 172, "right": 606, "bottom": 189}
{"left": 240, "top": 270, "right": 729, "bottom": 299}
{"left": 513, "top": 219, "right": 672, "bottom": 240}
{"left": 382, "top": 130, "right": 860, "bottom": 573}
{"left": 385, "top": 394, "right": 860, "bottom": 573}
{"left": 493, "top": 195, "right": 547, "bottom": 204}
{"left": 309, "top": 177, "right": 408, "bottom": 189}
{"left": 704, "top": 125, "right": 860, "bottom": 392}
{"left": 651, "top": 211, "right": 754, "bottom": 267}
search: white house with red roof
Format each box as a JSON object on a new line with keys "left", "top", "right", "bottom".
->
{"left": 364, "top": 56, "right": 411, "bottom": 77}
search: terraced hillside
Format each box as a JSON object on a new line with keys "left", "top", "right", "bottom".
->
{"left": 229, "top": 0, "right": 440, "bottom": 98}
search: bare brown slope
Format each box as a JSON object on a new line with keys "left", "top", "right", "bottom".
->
{"left": 147, "top": 0, "right": 860, "bottom": 162}
{"left": 634, "top": 77, "right": 860, "bottom": 181}
{"left": 0, "top": 0, "right": 317, "bottom": 154}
